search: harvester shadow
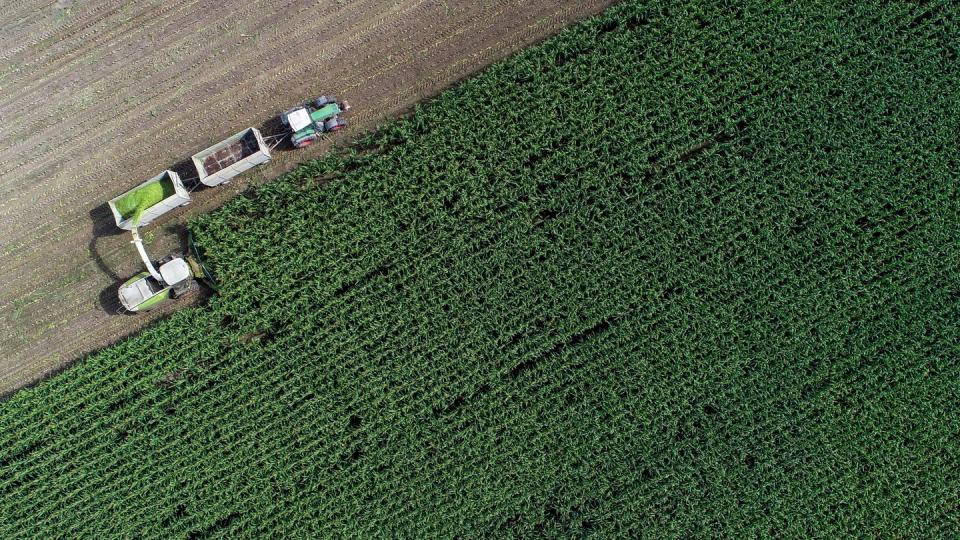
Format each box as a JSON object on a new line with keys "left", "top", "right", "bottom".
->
{"left": 98, "top": 279, "right": 129, "bottom": 315}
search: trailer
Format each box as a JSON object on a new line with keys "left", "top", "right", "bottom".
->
{"left": 108, "top": 170, "right": 190, "bottom": 230}
{"left": 191, "top": 127, "right": 271, "bottom": 187}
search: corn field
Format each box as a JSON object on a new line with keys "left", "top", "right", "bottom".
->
{"left": 1, "top": 0, "right": 958, "bottom": 536}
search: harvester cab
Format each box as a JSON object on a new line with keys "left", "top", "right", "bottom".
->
{"left": 118, "top": 256, "right": 196, "bottom": 312}
{"left": 280, "top": 95, "right": 351, "bottom": 148}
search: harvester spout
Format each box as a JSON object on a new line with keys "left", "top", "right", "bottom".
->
{"left": 130, "top": 225, "right": 163, "bottom": 283}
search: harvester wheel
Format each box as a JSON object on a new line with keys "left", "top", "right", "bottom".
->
{"left": 172, "top": 278, "right": 199, "bottom": 298}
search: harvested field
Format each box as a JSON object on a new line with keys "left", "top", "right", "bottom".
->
{"left": 0, "top": 0, "right": 614, "bottom": 395}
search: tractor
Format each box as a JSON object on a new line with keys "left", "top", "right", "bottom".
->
{"left": 280, "top": 95, "right": 351, "bottom": 148}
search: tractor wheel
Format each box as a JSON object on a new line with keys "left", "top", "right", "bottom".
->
{"left": 329, "top": 117, "right": 347, "bottom": 131}
{"left": 296, "top": 138, "right": 315, "bottom": 148}
{"left": 323, "top": 118, "right": 341, "bottom": 131}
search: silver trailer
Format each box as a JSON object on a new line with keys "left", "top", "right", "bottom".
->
{"left": 108, "top": 170, "right": 191, "bottom": 230}
{"left": 191, "top": 127, "right": 271, "bottom": 187}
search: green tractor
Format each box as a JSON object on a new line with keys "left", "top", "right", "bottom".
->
{"left": 280, "top": 95, "right": 351, "bottom": 148}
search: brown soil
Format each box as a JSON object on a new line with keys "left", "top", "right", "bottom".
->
{"left": 0, "top": 0, "right": 615, "bottom": 397}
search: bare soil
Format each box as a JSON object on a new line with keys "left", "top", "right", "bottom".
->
{"left": 0, "top": 0, "right": 614, "bottom": 396}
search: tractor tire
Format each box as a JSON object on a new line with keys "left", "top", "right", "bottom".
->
{"left": 327, "top": 117, "right": 347, "bottom": 132}
{"left": 315, "top": 95, "right": 334, "bottom": 107}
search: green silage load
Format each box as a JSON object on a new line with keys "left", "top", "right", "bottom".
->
{"left": 115, "top": 176, "right": 176, "bottom": 221}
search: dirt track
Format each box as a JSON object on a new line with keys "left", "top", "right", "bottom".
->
{"left": 0, "top": 0, "right": 614, "bottom": 396}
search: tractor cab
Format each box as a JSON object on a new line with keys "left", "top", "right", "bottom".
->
{"left": 280, "top": 95, "right": 350, "bottom": 148}
{"left": 285, "top": 108, "right": 312, "bottom": 132}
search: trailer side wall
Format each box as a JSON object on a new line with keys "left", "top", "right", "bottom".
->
{"left": 191, "top": 128, "right": 271, "bottom": 187}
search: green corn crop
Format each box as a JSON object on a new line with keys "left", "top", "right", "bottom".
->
{"left": 1, "top": 1, "right": 958, "bottom": 537}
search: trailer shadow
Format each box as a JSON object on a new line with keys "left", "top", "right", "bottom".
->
{"left": 89, "top": 203, "right": 123, "bottom": 283}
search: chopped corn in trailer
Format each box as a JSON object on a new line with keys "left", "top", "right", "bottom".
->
{"left": 108, "top": 171, "right": 190, "bottom": 230}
